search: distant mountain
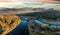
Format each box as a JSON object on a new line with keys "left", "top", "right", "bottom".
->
{"left": 0, "top": 7, "right": 59, "bottom": 14}
{"left": 0, "top": 7, "right": 45, "bottom": 14}
{"left": 19, "top": 9, "right": 60, "bottom": 20}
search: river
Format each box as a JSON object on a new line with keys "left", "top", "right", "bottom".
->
{"left": 7, "top": 20, "right": 29, "bottom": 35}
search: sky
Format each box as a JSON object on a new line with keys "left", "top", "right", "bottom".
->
{"left": 29, "top": 0, "right": 60, "bottom": 2}
{"left": 0, "top": 0, "right": 59, "bottom": 3}
{"left": 0, "top": 0, "right": 59, "bottom": 8}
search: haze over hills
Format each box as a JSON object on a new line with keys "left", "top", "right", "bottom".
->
{"left": 0, "top": 2, "right": 59, "bottom": 8}
{"left": 0, "top": 2, "right": 59, "bottom": 14}
{"left": 4, "top": 2, "right": 60, "bottom": 9}
{"left": 0, "top": 7, "right": 60, "bottom": 14}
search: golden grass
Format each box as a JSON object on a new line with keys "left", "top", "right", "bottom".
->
{"left": 0, "top": 14, "right": 21, "bottom": 35}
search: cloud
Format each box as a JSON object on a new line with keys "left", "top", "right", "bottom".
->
{"left": 25, "top": 0, "right": 60, "bottom": 4}
{"left": 0, "top": 0, "right": 13, "bottom": 2}
{"left": 54, "top": 0, "right": 60, "bottom": 1}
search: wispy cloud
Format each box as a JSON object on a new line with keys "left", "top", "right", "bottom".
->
{"left": 0, "top": 0, "right": 59, "bottom": 10}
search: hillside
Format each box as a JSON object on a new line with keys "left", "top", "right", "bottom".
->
{"left": 19, "top": 9, "right": 60, "bottom": 20}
